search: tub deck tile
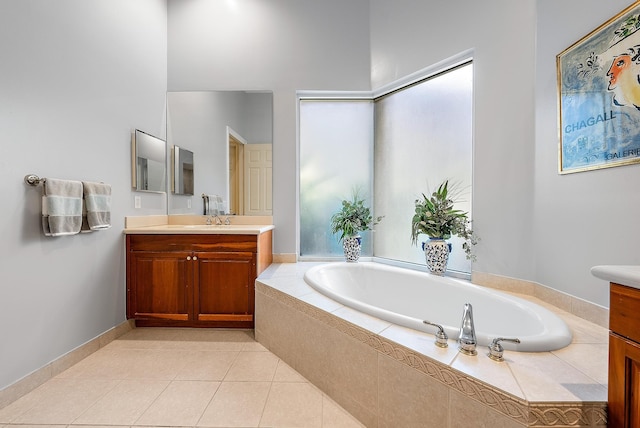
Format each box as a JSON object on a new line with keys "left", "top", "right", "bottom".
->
{"left": 450, "top": 350, "right": 525, "bottom": 400}
{"left": 256, "top": 262, "right": 609, "bottom": 428}
{"left": 378, "top": 324, "right": 459, "bottom": 366}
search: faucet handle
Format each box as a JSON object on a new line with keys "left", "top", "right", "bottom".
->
{"left": 487, "top": 337, "right": 521, "bottom": 362}
{"left": 423, "top": 320, "right": 449, "bottom": 348}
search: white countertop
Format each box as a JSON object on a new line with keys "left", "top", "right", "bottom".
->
{"left": 591, "top": 265, "right": 640, "bottom": 289}
{"left": 123, "top": 215, "right": 274, "bottom": 235}
{"left": 124, "top": 224, "right": 274, "bottom": 235}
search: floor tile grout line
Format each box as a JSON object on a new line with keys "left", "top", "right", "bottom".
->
{"left": 220, "top": 345, "right": 245, "bottom": 382}
{"left": 193, "top": 378, "right": 223, "bottom": 428}
{"left": 70, "top": 378, "right": 128, "bottom": 426}
{"left": 5, "top": 376, "right": 126, "bottom": 426}
{"left": 128, "top": 376, "right": 175, "bottom": 427}
{"left": 194, "top": 343, "right": 246, "bottom": 427}
{"left": 257, "top": 377, "right": 275, "bottom": 428}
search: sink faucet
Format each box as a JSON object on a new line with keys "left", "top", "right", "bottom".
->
{"left": 458, "top": 303, "right": 477, "bottom": 355}
{"left": 206, "top": 215, "right": 222, "bottom": 225}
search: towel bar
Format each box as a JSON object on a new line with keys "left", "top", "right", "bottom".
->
{"left": 24, "top": 174, "right": 46, "bottom": 186}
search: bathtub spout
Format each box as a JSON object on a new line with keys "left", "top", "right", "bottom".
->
{"left": 458, "top": 303, "right": 477, "bottom": 356}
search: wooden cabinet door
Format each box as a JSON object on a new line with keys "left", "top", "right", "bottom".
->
{"left": 127, "top": 251, "right": 192, "bottom": 321}
{"left": 609, "top": 332, "right": 640, "bottom": 428}
{"left": 194, "top": 251, "right": 255, "bottom": 323}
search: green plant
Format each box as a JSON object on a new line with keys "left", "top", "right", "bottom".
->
{"left": 330, "top": 191, "right": 383, "bottom": 243}
{"left": 410, "top": 180, "right": 478, "bottom": 260}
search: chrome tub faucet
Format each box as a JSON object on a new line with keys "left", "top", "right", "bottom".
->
{"left": 458, "top": 303, "right": 477, "bottom": 356}
{"left": 423, "top": 320, "right": 449, "bottom": 348}
{"left": 487, "top": 337, "right": 521, "bottom": 362}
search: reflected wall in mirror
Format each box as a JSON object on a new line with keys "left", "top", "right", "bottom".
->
{"left": 172, "top": 145, "right": 194, "bottom": 195}
{"left": 132, "top": 129, "right": 166, "bottom": 193}
{"left": 167, "top": 91, "right": 273, "bottom": 215}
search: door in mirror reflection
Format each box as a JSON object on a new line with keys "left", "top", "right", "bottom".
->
{"left": 227, "top": 128, "right": 272, "bottom": 216}
{"left": 244, "top": 143, "right": 272, "bottom": 215}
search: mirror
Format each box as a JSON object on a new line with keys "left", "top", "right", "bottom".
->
{"left": 167, "top": 91, "right": 273, "bottom": 215}
{"left": 172, "top": 145, "right": 194, "bottom": 195}
{"left": 132, "top": 129, "right": 166, "bottom": 193}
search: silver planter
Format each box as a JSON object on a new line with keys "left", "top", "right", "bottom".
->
{"left": 422, "top": 239, "right": 450, "bottom": 275}
{"left": 342, "top": 235, "right": 362, "bottom": 262}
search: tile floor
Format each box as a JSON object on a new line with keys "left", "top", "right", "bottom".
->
{"left": 0, "top": 328, "right": 365, "bottom": 428}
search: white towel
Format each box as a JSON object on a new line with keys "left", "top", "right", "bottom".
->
{"left": 42, "top": 178, "right": 83, "bottom": 236}
{"left": 82, "top": 181, "right": 112, "bottom": 230}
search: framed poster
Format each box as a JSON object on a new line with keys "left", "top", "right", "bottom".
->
{"left": 557, "top": 2, "right": 640, "bottom": 174}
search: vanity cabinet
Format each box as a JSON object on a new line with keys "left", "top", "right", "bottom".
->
{"left": 126, "top": 232, "right": 272, "bottom": 328}
{"left": 608, "top": 282, "right": 640, "bottom": 427}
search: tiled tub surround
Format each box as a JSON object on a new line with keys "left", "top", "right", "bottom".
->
{"left": 255, "top": 263, "right": 609, "bottom": 428}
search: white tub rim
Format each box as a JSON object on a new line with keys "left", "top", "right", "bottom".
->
{"left": 303, "top": 261, "right": 573, "bottom": 352}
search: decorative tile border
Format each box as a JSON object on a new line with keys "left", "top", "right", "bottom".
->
{"left": 529, "top": 403, "right": 607, "bottom": 427}
{"left": 256, "top": 281, "right": 607, "bottom": 427}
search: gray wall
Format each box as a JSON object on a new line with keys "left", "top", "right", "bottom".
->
{"left": 0, "top": 0, "right": 167, "bottom": 390}
{"left": 370, "top": 0, "right": 638, "bottom": 307}
{"left": 3, "top": 0, "right": 637, "bottom": 395}
{"left": 167, "top": 0, "right": 372, "bottom": 256}
{"left": 371, "top": 0, "right": 640, "bottom": 306}
{"left": 534, "top": 0, "right": 637, "bottom": 306}
{"left": 169, "top": 0, "right": 640, "bottom": 308}
{"left": 371, "top": 0, "right": 538, "bottom": 282}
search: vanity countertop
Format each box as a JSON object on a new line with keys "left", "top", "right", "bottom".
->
{"left": 124, "top": 215, "right": 274, "bottom": 235}
{"left": 591, "top": 265, "right": 640, "bottom": 290}
{"left": 124, "top": 224, "right": 274, "bottom": 235}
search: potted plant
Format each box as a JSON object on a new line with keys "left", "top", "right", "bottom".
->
{"left": 410, "top": 180, "right": 477, "bottom": 275}
{"left": 330, "top": 191, "right": 383, "bottom": 262}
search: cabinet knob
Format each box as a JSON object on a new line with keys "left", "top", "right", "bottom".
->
{"left": 193, "top": 256, "right": 198, "bottom": 260}
{"left": 187, "top": 256, "right": 191, "bottom": 261}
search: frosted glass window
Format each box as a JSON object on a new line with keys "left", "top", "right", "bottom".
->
{"left": 299, "top": 100, "right": 374, "bottom": 257}
{"left": 374, "top": 63, "right": 473, "bottom": 273}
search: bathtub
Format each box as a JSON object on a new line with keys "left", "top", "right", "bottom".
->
{"left": 303, "top": 262, "right": 572, "bottom": 352}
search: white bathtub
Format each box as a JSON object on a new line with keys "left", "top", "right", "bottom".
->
{"left": 303, "top": 262, "right": 572, "bottom": 352}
